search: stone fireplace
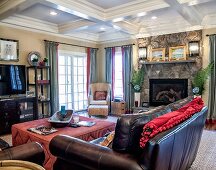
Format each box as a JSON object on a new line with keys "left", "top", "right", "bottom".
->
{"left": 138, "top": 30, "right": 203, "bottom": 106}
{"left": 149, "top": 79, "right": 188, "bottom": 106}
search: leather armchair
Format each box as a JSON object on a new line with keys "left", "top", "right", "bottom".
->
{"left": 0, "top": 141, "right": 45, "bottom": 166}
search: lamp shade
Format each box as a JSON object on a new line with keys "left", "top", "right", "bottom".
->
{"left": 189, "top": 41, "right": 199, "bottom": 57}
{"left": 138, "top": 47, "right": 147, "bottom": 59}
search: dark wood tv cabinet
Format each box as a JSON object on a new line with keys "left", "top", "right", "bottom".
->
{"left": 0, "top": 96, "right": 37, "bottom": 135}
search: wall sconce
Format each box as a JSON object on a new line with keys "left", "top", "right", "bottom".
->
{"left": 138, "top": 47, "right": 147, "bottom": 59}
{"left": 188, "top": 41, "right": 199, "bottom": 57}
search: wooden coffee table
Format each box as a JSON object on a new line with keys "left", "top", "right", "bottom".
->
{"left": 12, "top": 116, "right": 115, "bottom": 170}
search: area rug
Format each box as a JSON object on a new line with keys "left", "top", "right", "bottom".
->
{"left": 189, "top": 130, "right": 216, "bottom": 170}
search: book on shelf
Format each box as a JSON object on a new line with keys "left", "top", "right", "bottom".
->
{"left": 27, "top": 125, "right": 57, "bottom": 135}
{"left": 37, "top": 80, "right": 49, "bottom": 84}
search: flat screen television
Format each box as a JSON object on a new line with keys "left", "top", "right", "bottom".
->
{"left": 0, "top": 64, "right": 26, "bottom": 96}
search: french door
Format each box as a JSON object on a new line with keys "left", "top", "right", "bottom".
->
{"left": 58, "top": 51, "right": 87, "bottom": 111}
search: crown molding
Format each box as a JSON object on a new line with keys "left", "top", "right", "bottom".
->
{"left": 0, "top": 16, "right": 99, "bottom": 43}
{"left": 43, "top": 0, "right": 105, "bottom": 21}
{"left": 2, "top": 14, "right": 58, "bottom": 32}
{"left": 105, "top": 0, "right": 169, "bottom": 20}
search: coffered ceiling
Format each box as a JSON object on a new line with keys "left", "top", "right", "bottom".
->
{"left": 0, "top": 0, "right": 216, "bottom": 43}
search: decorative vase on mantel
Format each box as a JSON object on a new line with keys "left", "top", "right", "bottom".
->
{"left": 134, "top": 92, "right": 141, "bottom": 107}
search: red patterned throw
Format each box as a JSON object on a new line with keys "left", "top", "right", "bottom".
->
{"left": 140, "top": 97, "right": 204, "bottom": 148}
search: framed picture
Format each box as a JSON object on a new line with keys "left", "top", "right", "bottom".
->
{"left": 0, "top": 38, "right": 19, "bottom": 61}
{"left": 169, "top": 46, "right": 186, "bottom": 61}
{"left": 150, "top": 48, "right": 165, "bottom": 61}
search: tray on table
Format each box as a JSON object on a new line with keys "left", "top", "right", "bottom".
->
{"left": 48, "top": 110, "right": 73, "bottom": 127}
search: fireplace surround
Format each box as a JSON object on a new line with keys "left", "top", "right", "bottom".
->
{"left": 149, "top": 79, "right": 188, "bottom": 106}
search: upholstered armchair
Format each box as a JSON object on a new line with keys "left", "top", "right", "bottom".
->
{"left": 88, "top": 83, "right": 111, "bottom": 116}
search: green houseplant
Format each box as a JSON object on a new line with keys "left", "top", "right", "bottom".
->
{"left": 131, "top": 68, "right": 144, "bottom": 92}
{"left": 192, "top": 63, "right": 213, "bottom": 96}
{"left": 43, "top": 57, "right": 48, "bottom": 66}
{"left": 131, "top": 68, "right": 144, "bottom": 107}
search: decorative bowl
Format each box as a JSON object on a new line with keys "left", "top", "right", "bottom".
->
{"left": 48, "top": 110, "right": 73, "bottom": 127}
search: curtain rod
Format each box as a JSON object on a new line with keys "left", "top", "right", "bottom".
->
{"left": 206, "top": 34, "right": 216, "bottom": 37}
{"left": 104, "top": 43, "right": 135, "bottom": 49}
{"left": 44, "top": 40, "right": 98, "bottom": 50}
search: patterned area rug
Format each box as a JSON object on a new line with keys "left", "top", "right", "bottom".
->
{"left": 189, "top": 130, "right": 216, "bottom": 170}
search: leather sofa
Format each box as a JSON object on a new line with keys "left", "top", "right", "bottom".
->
{"left": 49, "top": 97, "right": 207, "bottom": 170}
{"left": 0, "top": 141, "right": 45, "bottom": 166}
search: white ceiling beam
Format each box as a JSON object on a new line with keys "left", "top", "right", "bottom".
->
{"left": 58, "top": 20, "right": 96, "bottom": 34}
{"left": 0, "top": 0, "right": 39, "bottom": 20}
{"left": 105, "top": 0, "right": 169, "bottom": 20}
{"left": 164, "top": 0, "right": 203, "bottom": 25}
{"left": 41, "top": 0, "right": 105, "bottom": 22}
{"left": 113, "top": 21, "right": 140, "bottom": 34}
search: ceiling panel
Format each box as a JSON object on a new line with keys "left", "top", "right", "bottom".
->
{"left": 85, "top": 0, "right": 135, "bottom": 9}
{"left": 18, "top": 3, "right": 80, "bottom": 24}
{"left": 192, "top": 0, "right": 216, "bottom": 16}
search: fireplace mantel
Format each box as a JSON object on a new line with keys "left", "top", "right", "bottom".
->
{"left": 141, "top": 60, "right": 196, "bottom": 65}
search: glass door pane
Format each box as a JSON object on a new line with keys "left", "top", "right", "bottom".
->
{"left": 58, "top": 52, "right": 87, "bottom": 111}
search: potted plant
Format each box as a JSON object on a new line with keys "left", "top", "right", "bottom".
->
{"left": 32, "top": 57, "right": 38, "bottom": 66}
{"left": 192, "top": 63, "right": 213, "bottom": 97}
{"left": 131, "top": 68, "right": 144, "bottom": 107}
{"left": 43, "top": 57, "right": 48, "bottom": 66}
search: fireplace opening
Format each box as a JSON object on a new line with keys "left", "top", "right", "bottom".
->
{"left": 149, "top": 79, "right": 188, "bottom": 106}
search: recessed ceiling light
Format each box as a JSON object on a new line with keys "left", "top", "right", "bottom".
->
{"left": 100, "top": 27, "right": 105, "bottom": 31}
{"left": 137, "top": 12, "right": 147, "bottom": 17}
{"left": 112, "top": 17, "right": 124, "bottom": 22}
{"left": 113, "top": 25, "right": 121, "bottom": 30}
{"left": 50, "top": 11, "right": 57, "bottom": 16}
{"left": 188, "top": 0, "right": 198, "bottom": 6}
{"left": 151, "top": 16, "right": 157, "bottom": 20}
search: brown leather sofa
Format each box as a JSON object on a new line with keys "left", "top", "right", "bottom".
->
{"left": 49, "top": 97, "right": 207, "bottom": 170}
{"left": 0, "top": 141, "right": 45, "bottom": 166}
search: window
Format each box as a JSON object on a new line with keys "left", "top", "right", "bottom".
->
{"left": 114, "top": 47, "right": 123, "bottom": 99}
{"left": 58, "top": 51, "right": 87, "bottom": 111}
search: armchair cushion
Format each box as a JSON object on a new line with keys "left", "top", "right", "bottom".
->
{"left": 90, "top": 100, "right": 107, "bottom": 105}
{"left": 94, "top": 91, "right": 107, "bottom": 100}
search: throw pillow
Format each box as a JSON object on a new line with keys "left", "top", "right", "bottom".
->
{"left": 99, "top": 131, "right": 115, "bottom": 147}
{"left": 94, "top": 91, "right": 107, "bottom": 100}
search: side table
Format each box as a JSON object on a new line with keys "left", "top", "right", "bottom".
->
{"left": 111, "top": 101, "right": 126, "bottom": 115}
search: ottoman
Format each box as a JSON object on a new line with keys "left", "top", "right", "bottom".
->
{"left": 88, "top": 105, "right": 109, "bottom": 116}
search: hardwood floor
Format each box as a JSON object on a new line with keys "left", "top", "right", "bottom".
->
{"left": 205, "top": 123, "right": 216, "bottom": 130}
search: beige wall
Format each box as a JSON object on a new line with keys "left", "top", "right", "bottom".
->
{"left": 1, "top": 24, "right": 215, "bottom": 105}
{"left": 0, "top": 25, "right": 98, "bottom": 66}
{"left": 97, "top": 39, "right": 138, "bottom": 82}
{"left": 202, "top": 28, "right": 216, "bottom": 104}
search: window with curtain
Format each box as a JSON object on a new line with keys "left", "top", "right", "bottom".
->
{"left": 114, "top": 47, "right": 123, "bottom": 99}
{"left": 58, "top": 51, "right": 87, "bottom": 111}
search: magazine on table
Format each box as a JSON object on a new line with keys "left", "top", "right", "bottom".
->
{"left": 77, "top": 121, "right": 96, "bottom": 127}
{"left": 27, "top": 125, "right": 58, "bottom": 135}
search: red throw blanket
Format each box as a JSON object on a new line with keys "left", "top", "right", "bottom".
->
{"left": 140, "top": 97, "right": 204, "bottom": 148}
